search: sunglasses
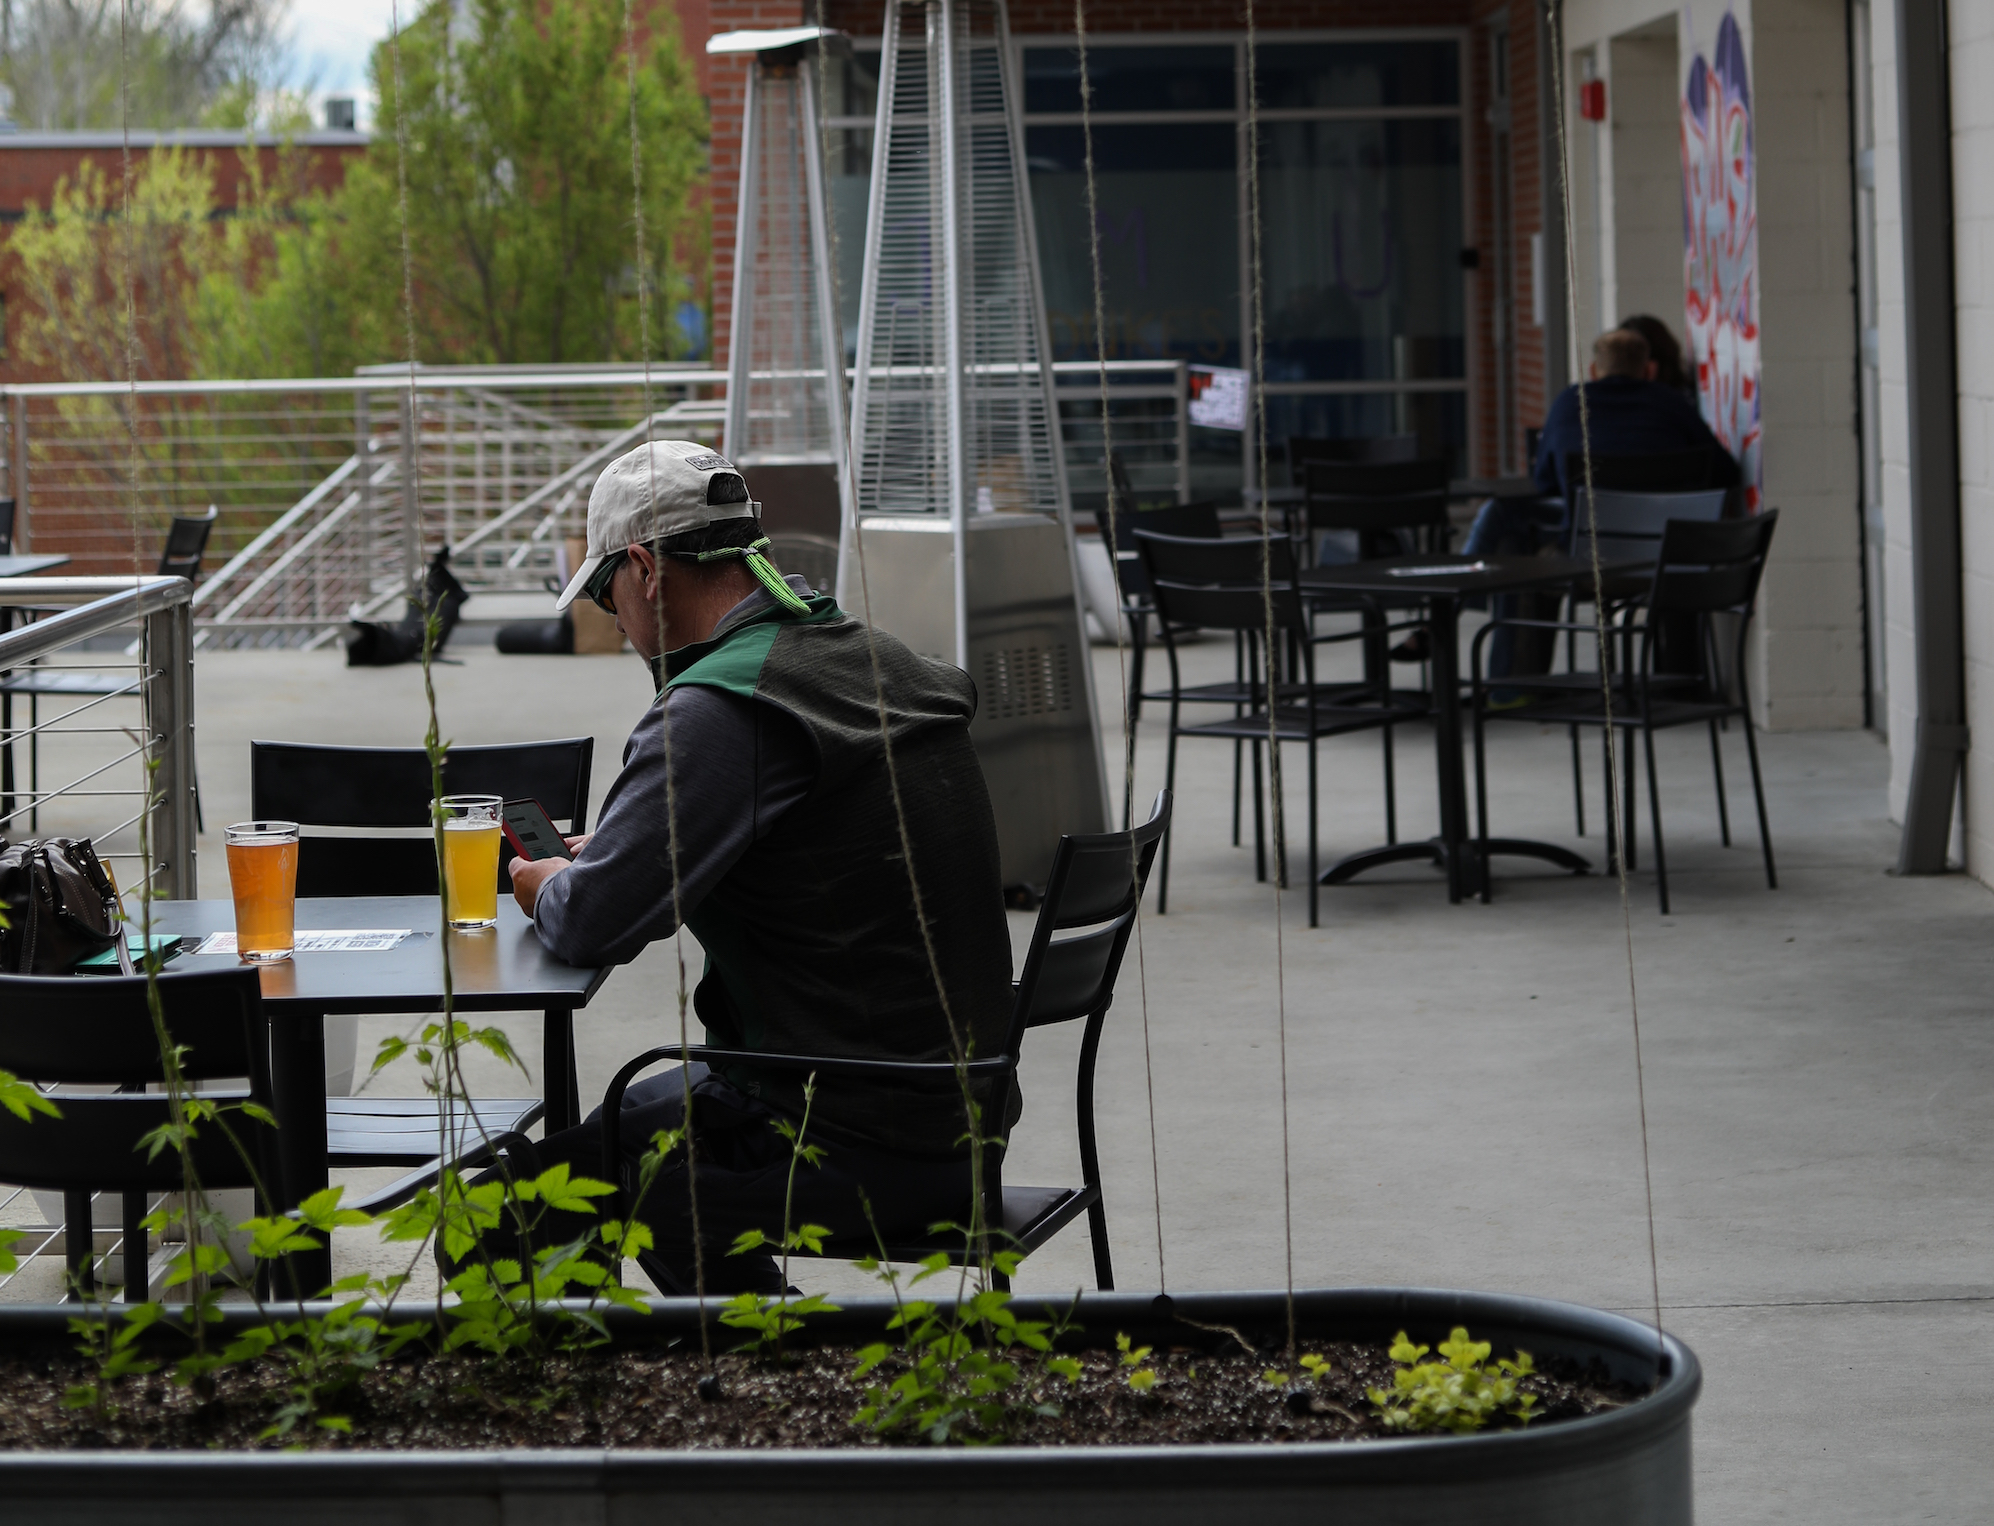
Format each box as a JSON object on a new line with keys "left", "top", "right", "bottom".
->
{"left": 581, "top": 549, "right": 631, "bottom": 614}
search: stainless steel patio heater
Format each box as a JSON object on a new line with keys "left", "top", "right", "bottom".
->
{"left": 845, "top": 0, "right": 1109, "bottom": 887}
{"left": 710, "top": 26, "right": 855, "bottom": 546}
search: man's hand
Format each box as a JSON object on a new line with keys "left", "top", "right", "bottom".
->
{"left": 508, "top": 853, "right": 572, "bottom": 917}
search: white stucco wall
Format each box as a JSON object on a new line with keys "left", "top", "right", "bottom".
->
{"left": 1747, "top": 0, "right": 1864, "bottom": 731}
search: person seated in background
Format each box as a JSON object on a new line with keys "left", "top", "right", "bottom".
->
{"left": 1619, "top": 313, "right": 1698, "bottom": 405}
{"left": 1461, "top": 327, "right": 1738, "bottom": 689}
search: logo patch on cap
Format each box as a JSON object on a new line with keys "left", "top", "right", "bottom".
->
{"left": 683, "top": 453, "right": 732, "bottom": 472}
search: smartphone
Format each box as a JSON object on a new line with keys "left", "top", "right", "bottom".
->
{"left": 501, "top": 798, "right": 573, "bottom": 862}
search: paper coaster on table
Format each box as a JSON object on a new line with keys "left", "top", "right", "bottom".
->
{"left": 191, "top": 929, "right": 412, "bottom": 956}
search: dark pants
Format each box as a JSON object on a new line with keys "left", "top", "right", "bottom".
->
{"left": 465, "top": 1064, "right": 974, "bottom": 1296}
{"left": 1464, "top": 495, "right": 1567, "bottom": 682}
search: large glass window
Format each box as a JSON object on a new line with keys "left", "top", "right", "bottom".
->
{"left": 1258, "top": 118, "right": 1464, "bottom": 384}
{"left": 819, "top": 33, "right": 1470, "bottom": 485}
{"left": 1026, "top": 124, "right": 1239, "bottom": 368}
{"left": 1022, "top": 44, "right": 1236, "bottom": 113}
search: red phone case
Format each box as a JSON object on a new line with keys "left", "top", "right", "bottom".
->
{"left": 501, "top": 800, "right": 570, "bottom": 861}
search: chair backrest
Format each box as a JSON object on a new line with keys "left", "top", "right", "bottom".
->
{"left": 1646, "top": 510, "right": 1779, "bottom": 617}
{"left": 1135, "top": 530, "right": 1306, "bottom": 638}
{"left": 158, "top": 508, "right": 218, "bottom": 582}
{"left": 1562, "top": 448, "right": 1719, "bottom": 495}
{"left": 0, "top": 497, "right": 14, "bottom": 555}
{"left": 1288, "top": 434, "right": 1420, "bottom": 482}
{"left": 1007, "top": 791, "right": 1172, "bottom": 1046}
{"left": 1301, "top": 459, "right": 1452, "bottom": 552}
{"left": 1569, "top": 488, "right": 1727, "bottom": 565}
{"left": 250, "top": 737, "right": 594, "bottom": 897}
{"left": 0, "top": 968, "right": 274, "bottom": 1193}
{"left": 1096, "top": 502, "right": 1222, "bottom": 600}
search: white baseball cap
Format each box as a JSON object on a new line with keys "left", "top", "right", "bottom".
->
{"left": 554, "top": 440, "right": 759, "bottom": 612}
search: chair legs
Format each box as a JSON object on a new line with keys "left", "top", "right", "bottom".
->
{"left": 1570, "top": 724, "right": 1586, "bottom": 836}
{"left": 1472, "top": 685, "right": 1493, "bottom": 904}
{"left": 1250, "top": 738, "right": 1267, "bottom": 884}
{"left": 1382, "top": 720, "right": 1397, "bottom": 846}
{"left": 1308, "top": 736, "right": 1320, "bottom": 929}
{"left": 1742, "top": 712, "right": 1778, "bottom": 889}
{"left": 1642, "top": 724, "right": 1671, "bottom": 914}
{"left": 1708, "top": 718, "right": 1732, "bottom": 847}
{"left": 63, "top": 1188, "right": 94, "bottom": 1301}
{"left": 122, "top": 1191, "right": 148, "bottom": 1304}
{"left": 1157, "top": 717, "right": 1181, "bottom": 915}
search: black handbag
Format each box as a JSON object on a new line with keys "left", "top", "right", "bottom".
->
{"left": 0, "top": 836, "right": 124, "bottom": 974}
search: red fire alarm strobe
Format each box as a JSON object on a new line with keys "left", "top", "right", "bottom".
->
{"left": 1578, "top": 79, "right": 1607, "bottom": 121}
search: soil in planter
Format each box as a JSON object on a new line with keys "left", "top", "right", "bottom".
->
{"left": 0, "top": 1334, "right": 1642, "bottom": 1451}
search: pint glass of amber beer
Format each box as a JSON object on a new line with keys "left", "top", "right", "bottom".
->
{"left": 225, "top": 820, "right": 299, "bottom": 962}
{"left": 438, "top": 795, "right": 502, "bottom": 930}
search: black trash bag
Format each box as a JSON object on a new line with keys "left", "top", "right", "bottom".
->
{"left": 345, "top": 548, "right": 468, "bottom": 667}
{"left": 495, "top": 612, "right": 575, "bottom": 655}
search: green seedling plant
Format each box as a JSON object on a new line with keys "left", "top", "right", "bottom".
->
{"left": 1116, "top": 1331, "right": 1157, "bottom": 1392}
{"left": 721, "top": 1074, "right": 840, "bottom": 1360}
{"left": 1367, "top": 1327, "right": 1539, "bottom": 1435}
{"left": 849, "top": 1196, "right": 1082, "bottom": 1446}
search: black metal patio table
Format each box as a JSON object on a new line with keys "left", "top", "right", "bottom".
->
{"left": 1297, "top": 552, "right": 1646, "bottom": 902}
{"left": 148, "top": 895, "right": 609, "bottom": 1291}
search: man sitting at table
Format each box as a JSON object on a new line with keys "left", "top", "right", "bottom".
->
{"left": 500, "top": 439, "right": 1015, "bottom": 1296}
{"left": 1461, "top": 327, "right": 1737, "bottom": 687}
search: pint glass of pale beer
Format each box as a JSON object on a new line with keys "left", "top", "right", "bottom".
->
{"left": 225, "top": 821, "right": 299, "bottom": 962}
{"left": 438, "top": 795, "right": 502, "bottom": 929}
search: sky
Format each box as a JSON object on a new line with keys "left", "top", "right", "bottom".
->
{"left": 285, "top": 0, "right": 399, "bottom": 119}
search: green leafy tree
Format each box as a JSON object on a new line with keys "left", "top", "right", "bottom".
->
{"left": 332, "top": 0, "right": 706, "bottom": 366}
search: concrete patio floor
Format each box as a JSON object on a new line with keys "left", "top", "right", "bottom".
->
{"left": 9, "top": 623, "right": 1991, "bottom": 1521}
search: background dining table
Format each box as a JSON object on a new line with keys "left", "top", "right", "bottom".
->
{"left": 1297, "top": 552, "right": 1647, "bottom": 902}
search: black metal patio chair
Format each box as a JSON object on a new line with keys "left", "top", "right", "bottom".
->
{"left": 0, "top": 967, "right": 280, "bottom": 1303}
{"left": 1287, "top": 434, "right": 1420, "bottom": 482}
{"left": 1551, "top": 487, "right": 1730, "bottom": 847}
{"left": 1471, "top": 512, "right": 1780, "bottom": 913}
{"left": 1138, "top": 530, "right": 1419, "bottom": 926}
{"left": 598, "top": 791, "right": 1174, "bottom": 1293}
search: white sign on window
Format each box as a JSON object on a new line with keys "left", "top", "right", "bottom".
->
{"left": 1188, "top": 366, "right": 1250, "bottom": 431}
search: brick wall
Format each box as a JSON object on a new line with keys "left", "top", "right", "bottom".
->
{"left": 0, "top": 135, "right": 368, "bottom": 383}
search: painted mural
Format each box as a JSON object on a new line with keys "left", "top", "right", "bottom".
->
{"left": 1681, "top": 10, "right": 1761, "bottom": 511}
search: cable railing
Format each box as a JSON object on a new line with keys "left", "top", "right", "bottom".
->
{"left": 0, "top": 574, "right": 197, "bottom": 894}
{"left": 0, "top": 361, "right": 1188, "bottom": 647}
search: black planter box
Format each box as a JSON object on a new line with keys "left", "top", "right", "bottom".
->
{"left": 0, "top": 1287, "right": 1699, "bottom": 1524}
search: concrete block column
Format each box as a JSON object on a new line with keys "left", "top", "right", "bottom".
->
{"left": 1743, "top": 0, "right": 1865, "bottom": 731}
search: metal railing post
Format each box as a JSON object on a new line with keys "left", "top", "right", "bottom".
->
{"left": 1174, "top": 360, "right": 1190, "bottom": 504}
{"left": 11, "top": 394, "right": 29, "bottom": 551}
{"left": 145, "top": 593, "right": 197, "bottom": 898}
{"left": 399, "top": 388, "right": 421, "bottom": 592}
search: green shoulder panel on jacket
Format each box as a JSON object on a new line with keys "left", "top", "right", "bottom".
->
{"left": 663, "top": 594, "right": 842, "bottom": 700}
{"left": 665, "top": 618, "right": 782, "bottom": 699}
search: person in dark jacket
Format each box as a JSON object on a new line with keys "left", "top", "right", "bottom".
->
{"left": 497, "top": 440, "right": 1016, "bottom": 1296}
{"left": 1464, "top": 329, "right": 1737, "bottom": 685}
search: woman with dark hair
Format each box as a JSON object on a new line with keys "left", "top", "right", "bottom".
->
{"left": 1620, "top": 313, "right": 1695, "bottom": 401}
